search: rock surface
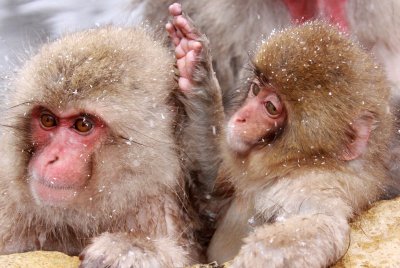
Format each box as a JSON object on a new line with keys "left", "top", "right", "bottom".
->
{"left": 334, "top": 196, "right": 400, "bottom": 267}
{"left": 0, "top": 251, "right": 80, "bottom": 268}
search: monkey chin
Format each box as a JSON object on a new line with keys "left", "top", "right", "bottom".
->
{"left": 29, "top": 177, "right": 81, "bottom": 207}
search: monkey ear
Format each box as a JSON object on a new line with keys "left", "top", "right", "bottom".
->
{"left": 341, "top": 112, "right": 376, "bottom": 161}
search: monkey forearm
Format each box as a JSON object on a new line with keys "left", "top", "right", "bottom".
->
{"left": 181, "top": 34, "right": 224, "bottom": 123}
{"left": 168, "top": 3, "right": 226, "bottom": 190}
{"left": 179, "top": 34, "right": 226, "bottom": 190}
{"left": 232, "top": 214, "right": 350, "bottom": 268}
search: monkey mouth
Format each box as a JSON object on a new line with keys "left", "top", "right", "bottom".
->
{"left": 30, "top": 176, "right": 80, "bottom": 206}
{"left": 36, "top": 177, "right": 76, "bottom": 190}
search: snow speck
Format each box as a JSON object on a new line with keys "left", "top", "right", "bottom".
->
{"left": 38, "top": 232, "right": 47, "bottom": 248}
{"left": 211, "top": 125, "right": 217, "bottom": 135}
{"left": 248, "top": 216, "right": 256, "bottom": 226}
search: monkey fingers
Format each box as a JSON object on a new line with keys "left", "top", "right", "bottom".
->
{"left": 167, "top": 3, "right": 203, "bottom": 93}
{"left": 166, "top": 22, "right": 180, "bottom": 46}
{"left": 168, "top": 3, "right": 200, "bottom": 41}
{"left": 167, "top": 3, "right": 204, "bottom": 57}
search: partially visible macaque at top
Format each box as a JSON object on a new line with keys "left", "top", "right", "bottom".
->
{"left": 0, "top": 25, "right": 203, "bottom": 267}
{"left": 167, "top": 3, "right": 395, "bottom": 267}
{"left": 346, "top": 0, "right": 400, "bottom": 97}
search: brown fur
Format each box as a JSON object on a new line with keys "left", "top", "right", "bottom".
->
{"left": 182, "top": 20, "right": 394, "bottom": 266}
{"left": 0, "top": 26, "right": 202, "bottom": 267}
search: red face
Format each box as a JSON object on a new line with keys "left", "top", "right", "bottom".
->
{"left": 28, "top": 107, "right": 107, "bottom": 206}
{"left": 227, "top": 81, "right": 286, "bottom": 154}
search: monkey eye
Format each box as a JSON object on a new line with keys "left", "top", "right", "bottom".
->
{"left": 250, "top": 83, "right": 261, "bottom": 96}
{"left": 40, "top": 113, "right": 57, "bottom": 128}
{"left": 74, "top": 117, "right": 94, "bottom": 134}
{"left": 265, "top": 101, "right": 278, "bottom": 115}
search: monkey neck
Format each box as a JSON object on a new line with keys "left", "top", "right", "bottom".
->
{"left": 223, "top": 145, "right": 342, "bottom": 194}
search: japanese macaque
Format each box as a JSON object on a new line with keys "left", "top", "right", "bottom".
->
{"left": 167, "top": 3, "right": 394, "bottom": 267}
{"left": 0, "top": 26, "right": 202, "bottom": 267}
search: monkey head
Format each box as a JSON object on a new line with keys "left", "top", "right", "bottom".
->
{"left": 226, "top": 22, "right": 392, "bottom": 179}
{"left": 3, "top": 27, "right": 179, "bottom": 209}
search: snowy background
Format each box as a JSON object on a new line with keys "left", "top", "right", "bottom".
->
{"left": 0, "top": 0, "right": 143, "bottom": 99}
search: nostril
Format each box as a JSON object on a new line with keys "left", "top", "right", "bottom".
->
{"left": 48, "top": 156, "right": 59, "bottom": 164}
{"left": 236, "top": 117, "right": 246, "bottom": 123}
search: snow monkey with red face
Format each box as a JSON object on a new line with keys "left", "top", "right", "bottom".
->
{"left": 167, "top": 3, "right": 394, "bottom": 267}
{"left": 0, "top": 26, "right": 204, "bottom": 267}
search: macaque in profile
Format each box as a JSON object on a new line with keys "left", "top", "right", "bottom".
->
{"left": 167, "top": 3, "right": 394, "bottom": 267}
{"left": 0, "top": 26, "right": 202, "bottom": 267}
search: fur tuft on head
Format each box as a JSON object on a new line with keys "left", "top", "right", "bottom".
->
{"left": 252, "top": 21, "right": 392, "bottom": 165}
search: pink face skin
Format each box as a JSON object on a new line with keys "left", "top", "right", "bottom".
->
{"left": 28, "top": 107, "right": 107, "bottom": 206}
{"left": 227, "top": 81, "right": 286, "bottom": 155}
{"left": 283, "top": 0, "right": 348, "bottom": 31}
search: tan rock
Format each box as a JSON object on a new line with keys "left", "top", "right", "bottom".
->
{"left": 0, "top": 251, "right": 80, "bottom": 268}
{"left": 335, "top": 197, "right": 400, "bottom": 267}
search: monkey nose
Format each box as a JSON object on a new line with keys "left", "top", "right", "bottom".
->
{"left": 236, "top": 117, "right": 246, "bottom": 123}
{"left": 48, "top": 156, "right": 59, "bottom": 165}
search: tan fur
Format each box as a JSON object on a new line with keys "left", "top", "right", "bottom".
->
{"left": 180, "top": 20, "right": 393, "bottom": 266}
{"left": 0, "top": 26, "right": 201, "bottom": 267}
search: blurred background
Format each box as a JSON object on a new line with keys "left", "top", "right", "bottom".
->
{"left": 0, "top": 0, "right": 142, "bottom": 99}
{"left": 0, "top": 0, "right": 399, "bottom": 103}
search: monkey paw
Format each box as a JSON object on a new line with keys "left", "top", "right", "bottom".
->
{"left": 79, "top": 233, "right": 180, "bottom": 268}
{"left": 230, "top": 240, "right": 286, "bottom": 268}
{"left": 166, "top": 3, "right": 203, "bottom": 93}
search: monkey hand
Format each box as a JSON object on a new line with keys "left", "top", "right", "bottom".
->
{"left": 230, "top": 214, "right": 350, "bottom": 268}
{"left": 167, "top": 3, "right": 217, "bottom": 95}
{"left": 79, "top": 232, "right": 189, "bottom": 268}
